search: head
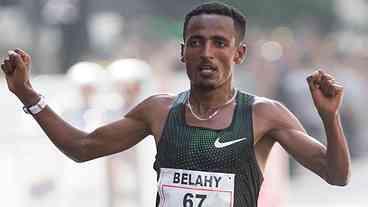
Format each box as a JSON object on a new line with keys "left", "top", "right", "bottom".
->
{"left": 181, "top": 2, "right": 247, "bottom": 90}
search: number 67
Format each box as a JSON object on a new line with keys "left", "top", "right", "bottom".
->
{"left": 183, "top": 193, "right": 207, "bottom": 207}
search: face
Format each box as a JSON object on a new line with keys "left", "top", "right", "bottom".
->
{"left": 181, "top": 14, "right": 246, "bottom": 90}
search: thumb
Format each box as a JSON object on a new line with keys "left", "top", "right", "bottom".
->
{"left": 306, "top": 75, "right": 320, "bottom": 92}
{"left": 14, "top": 48, "right": 31, "bottom": 66}
{"left": 9, "top": 50, "right": 28, "bottom": 73}
{"left": 334, "top": 84, "right": 344, "bottom": 99}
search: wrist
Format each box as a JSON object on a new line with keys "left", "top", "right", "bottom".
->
{"left": 18, "top": 89, "right": 40, "bottom": 107}
{"left": 22, "top": 94, "right": 47, "bottom": 115}
{"left": 321, "top": 112, "right": 339, "bottom": 124}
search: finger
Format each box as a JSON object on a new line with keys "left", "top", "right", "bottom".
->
{"left": 9, "top": 50, "right": 26, "bottom": 70}
{"left": 325, "top": 78, "right": 336, "bottom": 87}
{"left": 306, "top": 71, "right": 322, "bottom": 91}
{"left": 306, "top": 71, "right": 319, "bottom": 84}
{"left": 333, "top": 83, "right": 344, "bottom": 97}
{"left": 14, "top": 48, "right": 31, "bottom": 65}
{"left": 318, "top": 69, "right": 336, "bottom": 81}
{"left": 8, "top": 50, "right": 18, "bottom": 69}
{"left": 318, "top": 68, "right": 336, "bottom": 80}
{"left": 327, "top": 81, "right": 336, "bottom": 97}
{"left": 307, "top": 77, "right": 319, "bottom": 91}
{"left": 3, "top": 57, "right": 14, "bottom": 75}
{"left": 1, "top": 63, "right": 8, "bottom": 74}
{"left": 320, "top": 78, "right": 335, "bottom": 97}
{"left": 1, "top": 62, "right": 10, "bottom": 75}
{"left": 317, "top": 69, "right": 329, "bottom": 77}
{"left": 322, "top": 73, "right": 334, "bottom": 81}
{"left": 318, "top": 69, "right": 333, "bottom": 85}
{"left": 326, "top": 81, "right": 344, "bottom": 98}
{"left": 317, "top": 69, "right": 325, "bottom": 75}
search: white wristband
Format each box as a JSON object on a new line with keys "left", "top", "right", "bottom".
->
{"left": 23, "top": 95, "right": 47, "bottom": 115}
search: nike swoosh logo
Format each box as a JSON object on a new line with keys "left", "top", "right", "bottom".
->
{"left": 214, "top": 137, "right": 247, "bottom": 148}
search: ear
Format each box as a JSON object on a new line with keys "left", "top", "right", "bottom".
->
{"left": 180, "top": 42, "right": 185, "bottom": 63}
{"left": 234, "top": 43, "right": 247, "bottom": 64}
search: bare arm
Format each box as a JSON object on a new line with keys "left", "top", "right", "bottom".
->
{"left": 305, "top": 69, "right": 351, "bottom": 185}
{"left": 255, "top": 70, "right": 351, "bottom": 186}
{"left": 32, "top": 99, "right": 152, "bottom": 162}
{"left": 1, "top": 49, "right": 154, "bottom": 162}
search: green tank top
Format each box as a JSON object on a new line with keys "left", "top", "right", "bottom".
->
{"left": 154, "top": 90, "right": 263, "bottom": 207}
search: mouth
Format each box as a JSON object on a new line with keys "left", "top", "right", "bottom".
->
{"left": 198, "top": 64, "right": 217, "bottom": 76}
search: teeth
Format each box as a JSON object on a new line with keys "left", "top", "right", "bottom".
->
{"left": 200, "top": 66, "right": 214, "bottom": 70}
{"left": 200, "top": 69, "right": 215, "bottom": 76}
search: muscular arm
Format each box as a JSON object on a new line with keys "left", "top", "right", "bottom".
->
{"left": 1, "top": 49, "right": 170, "bottom": 162}
{"left": 256, "top": 100, "right": 350, "bottom": 186}
{"left": 31, "top": 96, "right": 153, "bottom": 162}
{"left": 254, "top": 70, "right": 351, "bottom": 186}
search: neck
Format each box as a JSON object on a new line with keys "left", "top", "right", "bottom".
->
{"left": 189, "top": 84, "right": 235, "bottom": 113}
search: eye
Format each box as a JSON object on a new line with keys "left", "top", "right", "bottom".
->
{"left": 187, "top": 39, "right": 201, "bottom": 48}
{"left": 214, "top": 40, "right": 226, "bottom": 48}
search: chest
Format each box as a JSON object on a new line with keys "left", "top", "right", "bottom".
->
{"left": 160, "top": 125, "right": 253, "bottom": 172}
{"left": 185, "top": 103, "right": 236, "bottom": 130}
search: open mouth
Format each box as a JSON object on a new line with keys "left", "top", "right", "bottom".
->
{"left": 198, "top": 64, "right": 217, "bottom": 76}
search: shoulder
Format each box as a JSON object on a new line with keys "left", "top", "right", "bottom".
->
{"left": 251, "top": 95, "right": 304, "bottom": 133}
{"left": 238, "top": 91, "right": 283, "bottom": 110}
{"left": 251, "top": 96, "right": 297, "bottom": 127}
{"left": 125, "top": 93, "right": 181, "bottom": 123}
{"left": 128, "top": 93, "right": 176, "bottom": 115}
{"left": 252, "top": 96, "right": 287, "bottom": 115}
{"left": 144, "top": 93, "right": 176, "bottom": 107}
{"left": 250, "top": 96, "right": 304, "bottom": 143}
{"left": 128, "top": 93, "right": 182, "bottom": 138}
{"left": 236, "top": 91, "right": 288, "bottom": 116}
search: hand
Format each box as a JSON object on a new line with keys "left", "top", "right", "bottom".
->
{"left": 1, "top": 49, "right": 39, "bottom": 105}
{"left": 306, "top": 69, "right": 344, "bottom": 120}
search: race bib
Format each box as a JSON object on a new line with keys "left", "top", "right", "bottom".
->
{"left": 158, "top": 168, "right": 235, "bottom": 207}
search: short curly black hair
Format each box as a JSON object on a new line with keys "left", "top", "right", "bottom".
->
{"left": 183, "top": 2, "right": 247, "bottom": 43}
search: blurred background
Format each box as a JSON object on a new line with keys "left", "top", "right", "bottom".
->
{"left": 1, "top": 0, "right": 368, "bottom": 206}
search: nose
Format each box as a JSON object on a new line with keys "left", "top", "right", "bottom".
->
{"left": 200, "top": 42, "right": 214, "bottom": 60}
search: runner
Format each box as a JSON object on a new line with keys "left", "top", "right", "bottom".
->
{"left": 1, "top": 2, "right": 350, "bottom": 207}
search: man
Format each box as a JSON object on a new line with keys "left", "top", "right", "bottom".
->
{"left": 1, "top": 2, "right": 350, "bottom": 207}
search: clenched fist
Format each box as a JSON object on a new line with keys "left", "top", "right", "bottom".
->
{"left": 1, "top": 49, "right": 39, "bottom": 106}
{"left": 306, "top": 69, "right": 344, "bottom": 120}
